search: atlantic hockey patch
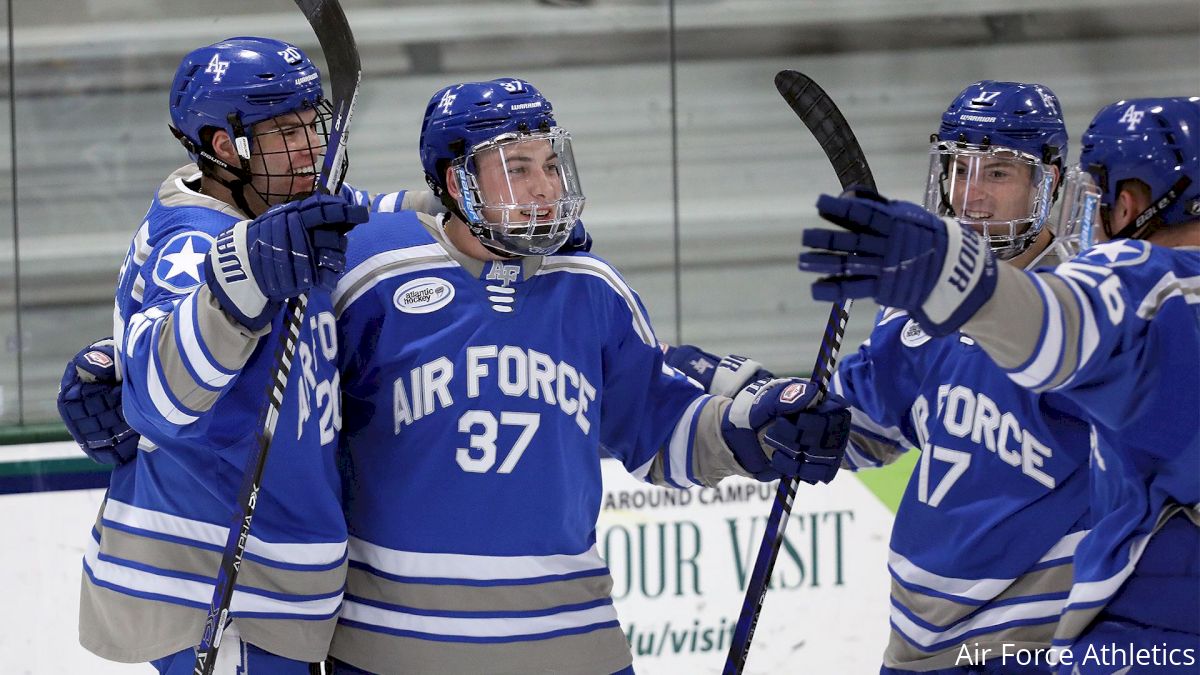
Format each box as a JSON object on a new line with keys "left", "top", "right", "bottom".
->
{"left": 779, "top": 381, "right": 808, "bottom": 405}
{"left": 394, "top": 277, "right": 455, "bottom": 314}
{"left": 900, "top": 319, "right": 932, "bottom": 348}
{"left": 152, "top": 232, "right": 214, "bottom": 294}
{"left": 84, "top": 350, "right": 113, "bottom": 369}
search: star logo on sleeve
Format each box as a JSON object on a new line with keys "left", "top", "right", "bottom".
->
{"left": 1082, "top": 239, "right": 1150, "bottom": 267}
{"left": 152, "top": 232, "right": 214, "bottom": 293}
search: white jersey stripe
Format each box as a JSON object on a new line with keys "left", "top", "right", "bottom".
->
{"left": 1011, "top": 274, "right": 1065, "bottom": 390}
{"left": 1036, "top": 529, "right": 1088, "bottom": 564}
{"left": 103, "top": 499, "right": 347, "bottom": 566}
{"left": 538, "top": 257, "right": 655, "bottom": 346}
{"left": 333, "top": 244, "right": 457, "bottom": 316}
{"left": 1056, "top": 274, "right": 1100, "bottom": 390}
{"left": 145, "top": 324, "right": 200, "bottom": 426}
{"left": 86, "top": 537, "right": 341, "bottom": 616}
{"left": 340, "top": 597, "right": 617, "bottom": 639}
{"left": 176, "top": 292, "right": 235, "bottom": 389}
{"left": 349, "top": 537, "right": 607, "bottom": 582}
{"left": 666, "top": 395, "right": 710, "bottom": 488}
{"left": 629, "top": 455, "right": 656, "bottom": 482}
{"left": 889, "top": 550, "right": 1014, "bottom": 601}
{"left": 891, "top": 596, "right": 1065, "bottom": 649}
{"left": 376, "top": 191, "right": 401, "bottom": 213}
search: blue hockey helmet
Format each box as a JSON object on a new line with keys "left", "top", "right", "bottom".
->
{"left": 169, "top": 37, "right": 324, "bottom": 161}
{"left": 167, "top": 37, "right": 335, "bottom": 214}
{"left": 420, "top": 78, "right": 558, "bottom": 193}
{"left": 1069, "top": 97, "right": 1200, "bottom": 242}
{"left": 924, "top": 81, "right": 1069, "bottom": 260}
{"left": 419, "top": 78, "right": 585, "bottom": 257}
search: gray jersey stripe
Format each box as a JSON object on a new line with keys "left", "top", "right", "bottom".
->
{"left": 846, "top": 429, "right": 908, "bottom": 469}
{"left": 1136, "top": 272, "right": 1200, "bottom": 319}
{"left": 1039, "top": 274, "right": 1086, "bottom": 392}
{"left": 890, "top": 561, "right": 1074, "bottom": 630}
{"left": 333, "top": 254, "right": 457, "bottom": 318}
{"left": 153, "top": 287, "right": 260, "bottom": 415}
{"left": 330, "top": 622, "right": 632, "bottom": 675}
{"left": 100, "top": 524, "right": 347, "bottom": 597}
{"left": 347, "top": 566, "right": 612, "bottom": 614}
{"left": 81, "top": 518, "right": 341, "bottom": 664}
{"left": 963, "top": 264, "right": 1048, "bottom": 371}
{"left": 883, "top": 624, "right": 1055, "bottom": 671}
{"left": 538, "top": 259, "right": 656, "bottom": 346}
{"left": 639, "top": 396, "right": 746, "bottom": 488}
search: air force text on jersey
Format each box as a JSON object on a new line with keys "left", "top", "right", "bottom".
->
{"left": 393, "top": 345, "right": 597, "bottom": 436}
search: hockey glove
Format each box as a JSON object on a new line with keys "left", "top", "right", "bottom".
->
{"left": 721, "top": 377, "right": 851, "bottom": 484}
{"left": 205, "top": 193, "right": 368, "bottom": 330}
{"left": 662, "top": 344, "right": 774, "bottom": 397}
{"left": 56, "top": 339, "right": 139, "bottom": 466}
{"left": 798, "top": 187, "right": 997, "bottom": 336}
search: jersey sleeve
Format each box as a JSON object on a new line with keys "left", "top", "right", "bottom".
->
{"left": 118, "top": 223, "right": 264, "bottom": 443}
{"left": 371, "top": 189, "right": 445, "bottom": 216}
{"left": 831, "top": 308, "right": 923, "bottom": 471}
{"left": 963, "top": 241, "right": 1199, "bottom": 438}
{"left": 579, "top": 266, "right": 747, "bottom": 489}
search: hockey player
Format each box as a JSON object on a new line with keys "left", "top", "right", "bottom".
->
{"left": 667, "top": 82, "right": 1096, "bottom": 674}
{"left": 800, "top": 96, "right": 1200, "bottom": 673}
{"left": 76, "top": 37, "right": 367, "bottom": 673}
{"left": 322, "top": 77, "right": 853, "bottom": 675}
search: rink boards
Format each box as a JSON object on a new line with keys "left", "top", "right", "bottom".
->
{"left": 0, "top": 441, "right": 904, "bottom": 674}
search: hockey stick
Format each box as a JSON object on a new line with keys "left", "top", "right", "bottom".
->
{"left": 723, "top": 70, "right": 875, "bottom": 675}
{"left": 192, "top": 2, "right": 360, "bottom": 673}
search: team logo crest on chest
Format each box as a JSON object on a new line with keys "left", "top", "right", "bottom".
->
{"left": 394, "top": 277, "right": 456, "bottom": 314}
{"left": 484, "top": 261, "right": 522, "bottom": 313}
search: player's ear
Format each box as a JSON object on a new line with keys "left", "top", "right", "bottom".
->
{"left": 445, "top": 165, "right": 461, "bottom": 201}
{"left": 1112, "top": 186, "right": 1150, "bottom": 232}
{"left": 210, "top": 129, "right": 240, "bottom": 166}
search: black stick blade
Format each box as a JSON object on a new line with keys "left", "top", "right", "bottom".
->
{"left": 774, "top": 70, "right": 876, "bottom": 191}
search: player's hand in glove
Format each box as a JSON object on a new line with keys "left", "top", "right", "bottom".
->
{"left": 798, "top": 187, "right": 997, "bottom": 337}
{"left": 721, "top": 377, "right": 851, "bottom": 484}
{"left": 56, "top": 338, "right": 140, "bottom": 466}
{"left": 661, "top": 343, "right": 774, "bottom": 397}
{"left": 205, "top": 193, "right": 369, "bottom": 330}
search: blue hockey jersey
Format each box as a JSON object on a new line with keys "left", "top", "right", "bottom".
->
{"left": 79, "top": 165, "right": 358, "bottom": 663}
{"left": 329, "top": 211, "right": 727, "bottom": 674}
{"left": 962, "top": 240, "right": 1200, "bottom": 653}
{"left": 834, "top": 305, "right": 1093, "bottom": 671}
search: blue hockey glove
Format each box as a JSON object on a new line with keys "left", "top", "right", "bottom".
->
{"left": 721, "top": 377, "right": 851, "bottom": 484}
{"left": 205, "top": 193, "right": 368, "bottom": 330}
{"left": 662, "top": 343, "right": 775, "bottom": 397}
{"left": 56, "top": 339, "right": 139, "bottom": 466}
{"left": 798, "top": 187, "right": 998, "bottom": 336}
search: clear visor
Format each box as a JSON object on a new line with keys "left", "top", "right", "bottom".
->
{"left": 924, "top": 142, "right": 1056, "bottom": 260}
{"left": 1051, "top": 166, "right": 1102, "bottom": 257}
{"left": 452, "top": 128, "right": 585, "bottom": 256}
